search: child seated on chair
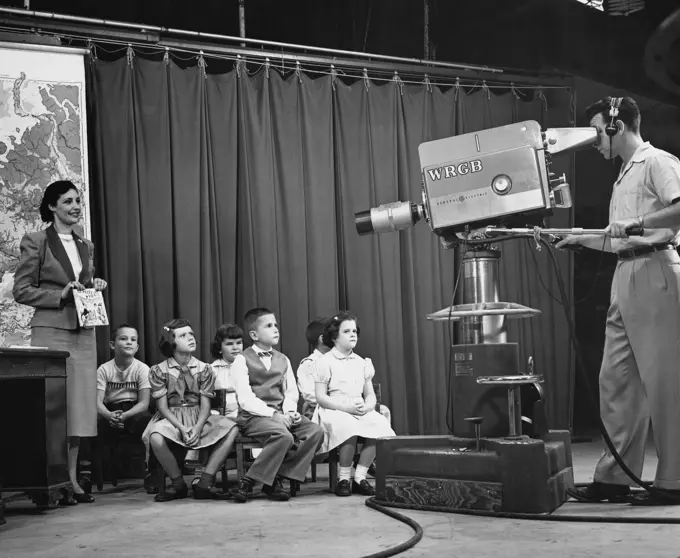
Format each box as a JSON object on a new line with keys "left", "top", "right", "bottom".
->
{"left": 210, "top": 323, "right": 244, "bottom": 418}
{"left": 141, "top": 318, "right": 239, "bottom": 502}
{"left": 96, "top": 323, "right": 156, "bottom": 486}
{"left": 191, "top": 323, "right": 245, "bottom": 486}
{"left": 231, "top": 307, "right": 324, "bottom": 503}
{"left": 313, "top": 311, "right": 396, "bottom": 497}
{"left": 298, "top": 317, "right": 393, "bottom": 425}
{"left": 297, "top": 317, "right": 331, "bottom": 420}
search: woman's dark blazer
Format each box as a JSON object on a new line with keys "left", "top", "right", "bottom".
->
{"left": 13, "top": 224, "right": 95, "bottom": 330}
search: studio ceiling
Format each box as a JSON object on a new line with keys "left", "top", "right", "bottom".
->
{"left": 1, "top": 0, "right": 678, "bottom": 104}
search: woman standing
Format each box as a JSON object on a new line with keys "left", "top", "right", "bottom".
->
{"left": 13, "top": 180, "right": 107, "bottom": 505}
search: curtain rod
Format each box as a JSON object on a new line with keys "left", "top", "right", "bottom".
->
{"left": 157, "top": 40, "right": 571, "bottom": 88}
{"left": 0, "top": 6, "right": 502, "bottom": 75}
{"left": 0, "top": 20, "right": 573, "bottom": 88}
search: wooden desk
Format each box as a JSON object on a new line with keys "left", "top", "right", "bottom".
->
{"left": 0, "top": 347, "right": 71, "bottom": 524}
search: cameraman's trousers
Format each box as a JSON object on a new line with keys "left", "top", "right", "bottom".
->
{"left": 594, "top": 249, "right": 680, "bottom": 489}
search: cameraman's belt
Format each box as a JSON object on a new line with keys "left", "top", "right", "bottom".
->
{"left": 617, "top": 243, "right": 676, "bottom": 261}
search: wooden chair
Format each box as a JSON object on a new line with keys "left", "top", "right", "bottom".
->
{"left": 233, "top": 435, "right": 298, "bottom": 497}
{"left": 90, "top": 413, "right": 150, "bottom": 491}
{"left": 91, "top": 431, "right": 135, "bottom": 491}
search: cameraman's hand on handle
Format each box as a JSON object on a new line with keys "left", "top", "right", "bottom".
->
{"left": 553, "top": 235, "right": 584, "bottom": 251}
{"left": 605, "top": 218, "right": 644, "bottom": 239}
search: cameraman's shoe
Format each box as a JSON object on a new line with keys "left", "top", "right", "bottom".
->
{"left": 567, "top": 482, "right": 630, "bottom": 503}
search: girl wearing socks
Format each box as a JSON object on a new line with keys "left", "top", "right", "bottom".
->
{"left": 142, "top": 319, "right": 239, "bottom": 502}
{"left": 313, "top": 311, "right": 396, "bottom": 496}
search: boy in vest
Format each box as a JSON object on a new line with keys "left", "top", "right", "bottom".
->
{"left": 231, "top": 307, "right": 324, "bottom": 502}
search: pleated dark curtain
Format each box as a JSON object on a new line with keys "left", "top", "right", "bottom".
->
{"left": 89, "top": 55, "right": 574, "bottom": 435}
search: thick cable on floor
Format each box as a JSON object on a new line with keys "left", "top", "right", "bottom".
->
{"left": 359, "top": 497, "right": 424, "bottom": 558}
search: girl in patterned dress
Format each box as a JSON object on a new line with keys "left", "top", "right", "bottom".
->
{"left": 141, "top": 318, "right": 239, "bottom": 502}
{"left": 313, "top": 311, "right": 395, "bottom": 497}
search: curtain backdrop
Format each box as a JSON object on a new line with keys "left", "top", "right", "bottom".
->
{"left": 89, "top": 56, "right": 574, "bottom": 435}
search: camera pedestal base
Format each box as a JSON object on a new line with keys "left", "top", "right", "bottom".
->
{"left": 374, "top": 430, "right": 573, "bottom": 514}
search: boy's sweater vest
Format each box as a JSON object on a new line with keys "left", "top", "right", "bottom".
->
{"left": 242, "top": 346, "right": 288, "bottom": 412}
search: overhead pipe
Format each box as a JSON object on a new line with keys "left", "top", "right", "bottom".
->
{"left": 0, "top": 13, "right": 573, "bottom": 86}
{"left": 0, "top": 5, "right": 502, "bottom": 74}
{"left": 0, "top": 15, "right": 572, "bottom": 86}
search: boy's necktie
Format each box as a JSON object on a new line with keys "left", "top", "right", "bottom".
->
{"left": 258, "top": 350, "right": 274, "bottom": 358}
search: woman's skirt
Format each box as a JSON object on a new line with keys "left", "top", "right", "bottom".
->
{"left": 142, "top": 406, "right": 237, "bottom": 458}
{"left": 32, "top": 326, "right": 97, "bottom": 437}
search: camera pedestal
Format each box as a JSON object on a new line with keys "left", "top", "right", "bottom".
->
{"left": 374, "top": 430, "right": 573, "bottom": 514}
{"left": 373, "top": 242, "right": 573, "bottom": 514}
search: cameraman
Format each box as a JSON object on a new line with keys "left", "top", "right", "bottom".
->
{"left": 557, "top": 96, "right": 680, "bottom": 506}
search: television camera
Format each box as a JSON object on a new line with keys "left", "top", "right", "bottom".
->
{"left": 355, "top": 120, "right": 603, "bottom": 244}
{"left": 355, "top": 121, "right": 632, "bottom": 515}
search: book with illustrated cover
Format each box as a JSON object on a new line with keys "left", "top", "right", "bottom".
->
{"left": 73, "top": 289, "right": 109, "bottom": 327}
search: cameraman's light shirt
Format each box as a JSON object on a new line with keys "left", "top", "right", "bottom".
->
{"left": 609, "top": 142, "right": 680, "bottom": 252}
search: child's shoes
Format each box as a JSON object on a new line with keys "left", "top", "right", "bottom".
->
{"left": 153, "top": 483, "right": 189, "bottom": 502}
{"left": 352, "top": 479, "right": 375, "bottom": 496}
{"left": 233, "top": 478, "right": 254, "bottom": 503}
{"left": 262, "top": 477, "right": 290, "bottom": 501}
{"left": 193, "top": 484, "right": 232, "bottom": 500}
{"left": 335, "top": 479, "right": 352, "bottom": 497}
{"left": 144, "top": 473, "right": 158, "bottom": 495}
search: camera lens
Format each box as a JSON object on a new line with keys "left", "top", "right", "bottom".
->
{"left": 354, "top": 201, "right": 423, "bottom": 236}
{"left": 355, "top": 210, "right": 375, "bottom": 236}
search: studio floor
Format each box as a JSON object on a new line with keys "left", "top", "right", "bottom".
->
{"left": 1, "top": 438, "right": 679, "bottom": 558}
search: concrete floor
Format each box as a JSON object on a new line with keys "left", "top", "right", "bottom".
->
{"left": 2, "top": 438, "right": 679, "bottom": 558}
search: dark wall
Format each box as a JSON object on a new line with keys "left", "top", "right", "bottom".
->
{"left": 432, "top": 0, "right": 680, "bottom": 107}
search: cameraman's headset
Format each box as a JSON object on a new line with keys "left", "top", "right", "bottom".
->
{"left": 606, "top": 96, "right": 623, "bottom": 137}
{"left": 604, "top": 96, "right": 622, "bottom": 160}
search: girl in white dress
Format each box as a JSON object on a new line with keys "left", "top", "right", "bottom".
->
{"left": 313, "top": 311, "right": 395, "bottom": 496}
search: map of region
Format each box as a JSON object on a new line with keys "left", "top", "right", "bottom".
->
{"left": 0, "top": 71, "right": 89, "bottom": 347}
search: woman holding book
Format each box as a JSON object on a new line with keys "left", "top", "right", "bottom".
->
{"left": 13, "top": 180, "right": 107, "bottom": 505}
